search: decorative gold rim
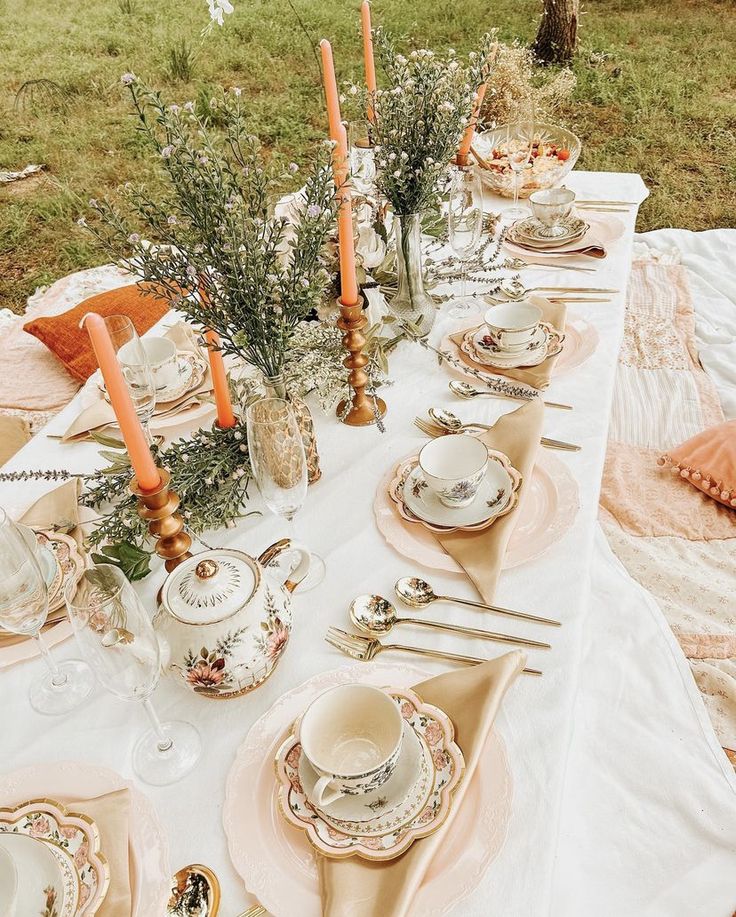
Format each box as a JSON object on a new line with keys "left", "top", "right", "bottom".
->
{"left": 0, "top": 796, "right": 110, "bottom": 915}
{"left": 273, "top": 687, "right": 465, "bottom": 861}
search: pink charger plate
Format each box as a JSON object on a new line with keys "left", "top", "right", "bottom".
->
{"left": 441, "top": 309, "right": 599, "bottom": 384}
{"left": 375, "top": 448, "right": 580, "bottom": 575}
{"left": 504, "top": 213, "right": 625, "bottom": 259}
{"left": 223, "top": 662, "right": 513, "bottom": 917}
{"left": 0, "top": 761, "right": 170, "bottom": 916}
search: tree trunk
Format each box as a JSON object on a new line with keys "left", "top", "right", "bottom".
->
{"left": 533, "top": 0, "right": 579, "bottom": 65}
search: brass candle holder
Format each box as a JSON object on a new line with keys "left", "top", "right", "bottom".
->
{"left": 336, "top": 294, "right": 387, "bottom": 426}
{"left": 130, "top": 468, "right": 193, "bottom": 572}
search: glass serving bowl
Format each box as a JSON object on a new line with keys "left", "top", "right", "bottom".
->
{"left": 472, "top": 121, "right": 581, "bottom": 199}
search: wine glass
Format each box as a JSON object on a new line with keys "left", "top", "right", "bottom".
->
{"left": 504, "top": 118, "right": 535, "bottom": 222}
{"left": 104, "top": 315, "right": 156, "bottom": 445}
{"left": 246, "top": 397, "right": 325, "bottom": 591}
{"left": 0, "top": 508, "right": 94, "bottom": 715}
{"left": 65, "top": 564, "right": 201, "bottom": 785}
{"left": 447, "top": 164, "right": 484, "bottom": 319}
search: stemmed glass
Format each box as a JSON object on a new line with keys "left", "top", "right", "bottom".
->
{"left": 447, "top": 164, "right": 484, "bottom": 319}
{"left": 504, "top": 118, "right": 535, "bottom": 222}
{"left": 246, "top": 397, "right": 325, "bottom": 591}
{"left": 104, "top": 315, "right": 156, "bottom": 445}
{"left": 0, "top": 508, "right": 94, "bottom": 715}
{"left": 65, "top": 564, "right": 201, "bottom": 785}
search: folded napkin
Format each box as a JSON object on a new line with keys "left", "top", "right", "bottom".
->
{"left": 451, "top": 295, "right": 566, "bottom": 390}
{"left": 435, "top": 400, "right": 544, "bottom": 603}
{"left": 62, "top": 322, "right": 212, "bottom": 442}
{"left": 319, "top": 651, "right": 526, "bottom": 917}
{"left": 68, "top": 788, "right": 132, "bottom": 916}
{"left": 507, "top": 233, "right": 606, "bottom": 259}
{"left": 0, "top": 414, "right": 31, "bottom": 466}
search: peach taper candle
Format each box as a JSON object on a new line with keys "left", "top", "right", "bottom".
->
{"left": 83, "top": 313, "right": 161, "bottom": 491}
{"left": 457, "top": 82, "right": 487, "bottom": 165}
{"left": 361, "top": 1, "right": 377, "bottom": 123}
{"left": 204, "top": 330, "right": 237, "bottom": 429}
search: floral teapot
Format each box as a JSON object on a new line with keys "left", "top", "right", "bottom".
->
{"left": 154, "top": 539, "right": 310, "bottom": 699}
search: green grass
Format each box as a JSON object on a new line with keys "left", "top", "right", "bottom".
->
{"left": 1, "top": 0, "right": 734, "bottom": 313}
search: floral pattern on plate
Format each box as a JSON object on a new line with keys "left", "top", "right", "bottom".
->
{"left": 275, "top": 688, "right": 465, "bottom": 861}
{"left": 0, "top": 797, "right": 109, "bottom": 915}
{"left": 463, "top": 323, "right": 564, "bottom": 370}
{"left": 388, "top": 452, "right": 522, "bottom": 534}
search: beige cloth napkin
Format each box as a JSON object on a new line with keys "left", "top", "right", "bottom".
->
{"left": 319, "top": 651, "right": 526, "bottom": 917}
{"left": 435, "top": 400, "right": 544, "bottom": 604}
{"left": 69, "top": 788, "right": 132, "bottom": 916}
{"left": 62, "top": 322, "right": 212, "bottom": 442}
{"left": 0, "top": 414, "right": 32, "bottom": 466}
{"left": 451, "top": 296, "right": 566, "bottom": 390}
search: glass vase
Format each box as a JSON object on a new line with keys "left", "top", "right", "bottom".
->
{"left": 264, "top": 373, "right": 321, "bottom": 484}
{"left": 389, "top": 212, "right": 436, "bottom": 338}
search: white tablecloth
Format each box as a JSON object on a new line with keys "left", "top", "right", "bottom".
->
{"left": 6, "top": 172, "right": 734, "bottom": 915}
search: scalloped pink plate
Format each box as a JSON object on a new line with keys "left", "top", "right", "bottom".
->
{"left": 442, "top": 311, "right": 598, "bottom": 384}
{"left": 224, "top": 663, "right": 513, "bottom": 917}
{"left": 375, "top": 448, "right": 580, "bottom": 574}
{"left": 0, "top": 762, "right": 170, "bottom": 916}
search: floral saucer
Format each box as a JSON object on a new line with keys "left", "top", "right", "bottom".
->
{"left": 463, "top": 323, "right": 564, "bottom": 370}
{"left": 0, "top": 798, "right": 109, "bottom": 915}
{"left": 154, "top": 352, "right": 207, "bottom": 404}
{"left": 388, "top": 452, "right": 522, "bottom": 534}
{"left": 0, "top": 832, "right": 78, "bottom": 917}
{"left": 297, "top": 719, "right": 433, "bottom": 835}
{"left": 511, "top": 215, "right": 588, "bottom": 247}
{"left": 275, "top": 688, "right": 464, "bottom": 861}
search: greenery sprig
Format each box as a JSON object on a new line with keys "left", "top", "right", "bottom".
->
{"left": 83, "top": 77, "right": 337, "bottom": 381}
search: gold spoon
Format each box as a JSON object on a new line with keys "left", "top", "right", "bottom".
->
{"left": 449, "top": 380, "right": 572, "bottom": 411}
{"left": 167, "top": 864, "right": 220, "bottom": 916}
{"left": 349, "top": 594, "right": 550, "bottom": 649}
{"left": 395, "top": 577, "right": 561, "bottom": 627}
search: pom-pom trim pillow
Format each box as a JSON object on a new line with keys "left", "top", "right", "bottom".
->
{"left": 658, "top": 419, "right": 736, "bottom": 509}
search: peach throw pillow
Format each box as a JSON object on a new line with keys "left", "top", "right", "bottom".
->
{"left": 658, "top": 420, "right": 736, "bottom": 509}
{"left": 24, "top": 284, "right": 169, "bottom": 382}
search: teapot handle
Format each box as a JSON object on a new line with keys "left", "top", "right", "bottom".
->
{"left": 258, "top": 539, "right": 312, "bottom": 594}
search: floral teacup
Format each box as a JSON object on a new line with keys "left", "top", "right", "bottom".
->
{"left": 300, "top": 684, "right": 404, "bottom": 807}
{"left": 418, "top": 434, "right": 489, "bottom": 508}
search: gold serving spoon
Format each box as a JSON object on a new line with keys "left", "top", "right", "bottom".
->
{"left": 167, "top": 864, "right": 220, "bottom": 916}
{"left": 395, "top": 577, "right": 561, "bottom": 627}
{"left": 449, "top": 380, "right": 572, "bottom": 411}
{"left": 349, "top": 594, "right": 550, "bottom": 649}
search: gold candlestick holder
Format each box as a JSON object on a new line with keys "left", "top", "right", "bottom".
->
{"left": 336, "top": 295, "right": 387, "bottom": 426}
{"left": 130, "top": 469, "right": 193, "bottom": 572}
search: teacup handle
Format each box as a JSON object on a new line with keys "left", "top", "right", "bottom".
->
{"left": 257, "top": 539, "right": 311, "bottom": 594}
{"left": 312, "top": 775, "right": 344, "bottom": 807}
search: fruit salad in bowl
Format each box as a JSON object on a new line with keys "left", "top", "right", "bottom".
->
{"left": 472, "top": 121, "right": 581, "bottom": 198}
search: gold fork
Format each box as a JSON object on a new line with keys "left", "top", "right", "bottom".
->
{"left": 235, "top": 907, "right": 266, "bottom": 917}
{"left": 413, "top": 417, "right": 581, "bottom": 452}
{"left": 325, "top": 627, "right": 543, "bottom": 676}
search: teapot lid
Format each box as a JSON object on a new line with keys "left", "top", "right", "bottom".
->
{"left": 161, "top": 548, "right": 259, "bottom": 625}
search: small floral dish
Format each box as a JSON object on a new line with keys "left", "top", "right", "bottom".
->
{"left": 509, "top": 214, "right": 588, "bottom": 248}
{"left": 388, "top": 452, "right": 522, "bottom": 533}
{"left": 472, "top": 122, "right": 581, "bottom": 198}
{"left": 0, "top": 797, "right": 109, "bottom": 915}
{"left": 0, "top": 831, "right": 78, "bottom": 917}
{"left": 275, "top": 687, "right": 464, "bottom": 861}
{"left": 40, "top": 531, "right": 86, "bottom": 615}
{"left": 94, "top": 351, "right": 207, "bottom": 405}
{"left": 464, "top": 323, "right": 564, "bottom": 370}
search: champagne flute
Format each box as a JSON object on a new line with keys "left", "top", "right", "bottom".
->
{"left": 246, "top": 397, "right": 325, "bottom": 591}
{"left": 504, "top": 117, "right": 535, "bottom": 221}
{"left": 447, "top": 164, "right": 484, "bottom": 319}
{"left": 0, "top": 508, "right": 94, "bottom": 715}
{"left": 65, "top": 563, "right": 201, "bottom": 785}
{"left": 104, "top": 315, "right": 157, "bottom": 445}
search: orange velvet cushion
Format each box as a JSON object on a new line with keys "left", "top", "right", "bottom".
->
{"left": 23, "top": 284, "right": 170, "bottom": 382}
{"left": 658, "top": 419, "right": 736, "bottom": 509}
